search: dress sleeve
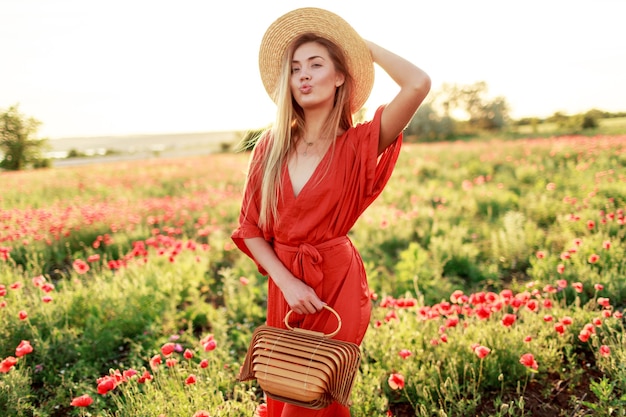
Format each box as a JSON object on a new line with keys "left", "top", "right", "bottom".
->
{"left": 360, "top": 105, "right": 403, "bottom": 203}
{"left": 231, "top": 135, "right": 269, "bottom": 275}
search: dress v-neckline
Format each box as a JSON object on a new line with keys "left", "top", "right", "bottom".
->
{"left": 286, "top": 142, "right": 334, "bottom": 199}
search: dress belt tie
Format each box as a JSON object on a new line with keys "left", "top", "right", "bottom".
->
{"left": 273, "top": 236, "right": 349, "bottom": 290}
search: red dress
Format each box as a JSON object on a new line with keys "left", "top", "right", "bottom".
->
{"left": 232, "top": 106, "right": 402, "bottom": 417}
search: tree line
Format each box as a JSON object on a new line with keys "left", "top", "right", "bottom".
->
{"left": 2, "top": 83, "right": 625, "bottom": 170}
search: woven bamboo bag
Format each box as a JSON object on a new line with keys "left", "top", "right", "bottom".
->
{"left": 238, "top": 306, "right": 361, "bottom": 409}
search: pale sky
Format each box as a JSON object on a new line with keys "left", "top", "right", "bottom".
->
{"left": 1, "top": 0, "right": 625, "bottom": 139}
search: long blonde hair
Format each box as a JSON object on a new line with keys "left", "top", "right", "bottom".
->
{"left": 251, "top": 33, "right": 355, "bottom": 229}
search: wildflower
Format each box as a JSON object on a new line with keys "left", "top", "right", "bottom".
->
{"left": 597, "top": 297, "right": 610, "bottom": 307}
{"left": 200, "top": 359, "right": 209, "bottom": 369}
{"left": 398, "top": 349, "right": 412, "bottom": 359}
{"left": 572, "top": 282, "right": 583, "bottom": 293}
{"left": 578, "top": 328, "right": 592, "bottom": 342}
{"left": 588, "top": 254, "right": 600, "bottom": 264}
{"left": 0, "top": 284, "right": 6, "bottom": 296}
{"left": 149, "top": 355, "right": 162, "bottom": 370}
{"left": 18, "top": 310, "right": 28, "bottom": 320}
{"left": 561, "top": 316, "right": 573, "bottom": 326}
{"left": 184, "top": 349, "right": 194, "bottom": 360}
{"left": 42, "top": 295, "right": 53, "bottom": 303}
{"left": 97, "top": 375, "right": 117, "bottom": 395}
{"left": 161, "top": 343, "right": 176, "bottom": 356}
{"left": 592, "top": 317, "right": 602, "bottom": 326}
{"left": 543, "top": 315, "right": 553, "bottom": 322}
{"left": 239, "top": 276, "right": 249, "bottom": 285}
{"left": 15, "top": 340, "right": 33, "bottom": 357}
{"left": 526, "top": 300, "right": 539, "bottom": 313}
{"left": 556, "top": 279, "right": 568, "bottom": 288}
{"left": 614, "top": 311, "right": 623, "bottom": 319}
{"left": 32, "top": 275, "right": 46, "bottom": 287}
{"left": 166, "top": 358, "right": 177, "bottom": 367}
{"left": 192, "top": 411, "right": 211, "bottom": 417}
{"left": 70, "top": 394, "right": 93, "bottom": 407}
{"left": 201, "top": 334, "right": 217, "bottom": 352}
{"left": 524, "top": 336, "right": 532, "bottom": 343}
{"left": 388, "top": 373, "right": 405, "bottom": 390}
{"left": 0, "top": 356, "right": 18, "bottom": 373}
{"left": 73, "top": 259, "right": 90, "bottom": 274}
{"left": 440, "top": 334, "right": 448, "bottom": 343}
{"left": 185, "top": 374, "right": 197, "bottom": 385}
{"left": 560, "top": 252, "right": 571, "bottom": 261}
{"left": 602, "top": 240, "right": 611, "bottom": 250}
{"left": 599, "top": 345, "right": 611, "bottom": 357}
{"left": 501, "top": 314, "right": 516, "bottom": 327}
{"left": 41, "top": 282, "right": 55, "bottom": 293}
{"left": 254, "top": 403, "right": 268, "bottom": 417}
{"left": 87, "top": 254, "right": 101, "bottom": 262}
{"left": 587, "top": 220, "right": 595, "bottom": 230}
{"left": 473, "top": 345, "right": 491, "bottom": 359}
{"left": 554, "top": 322, "right": 566, "bottom": 335}
{"left": 535, "top": 251, "right": 546, "bottom": 259}
{"left": 10, "top": 282, "right": 22, "bottom": 290}
{"left": 475, "top": 306, "right": 491, "bottom": 320}
{"left": 557, "top": 264, "right": 565, "bottom": 274}
{"left": 519, "top": 353, "right": 538, "bottom": 370}
{"left": 543, "top": 299, "right": 553, "bottom": 309}
{"left": 137, "top": 370, "right": 153, "bottom": 383}
{"left": 594, "top": 284, "right": 604, "bottom": 291}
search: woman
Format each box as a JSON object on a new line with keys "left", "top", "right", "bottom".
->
{"left": 232, "top": 7, "right": 430, "bottom": 417}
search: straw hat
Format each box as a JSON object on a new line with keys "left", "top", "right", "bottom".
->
{"left": 258, "top": 7, "right": 374, "bottom": 113}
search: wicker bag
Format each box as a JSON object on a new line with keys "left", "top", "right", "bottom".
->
{"left": 238, "top": 306, "right": 361, "bottom": 409}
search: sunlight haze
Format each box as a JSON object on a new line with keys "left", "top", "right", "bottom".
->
{"left": 1, "top": 0, "right": 625, "bottom": 139}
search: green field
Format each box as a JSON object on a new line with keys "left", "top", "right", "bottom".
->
{"left": 1, "top": 134, "right": 625, "bottom": 416}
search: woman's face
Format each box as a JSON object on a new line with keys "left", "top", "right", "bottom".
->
{"left": 290, "top": 41, "right": 345, "bottom": 112}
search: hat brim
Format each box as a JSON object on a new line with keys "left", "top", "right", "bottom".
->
{"left": 258, "top": 7, "right": 374, "bottom": 113}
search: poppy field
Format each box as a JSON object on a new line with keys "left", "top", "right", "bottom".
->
{"left": 1, "top": 134, "right": 625, "bottom": 416}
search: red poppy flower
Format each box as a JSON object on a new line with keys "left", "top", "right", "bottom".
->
{"left": 594, "top": 283, "right": 604, "bottom": 291}
{"left": 192, "top": 410, "right": 211, "bottom": 417}
{"left": 150, "top": 354, "right": 162, "bottom": 369}
{"left": 398, "top": 349, "right": 412, "bottom": 359}
{"left": 18, "top": 310, "right": 28, "bottom": 320}
{"left": 597, "top": 297, "right": 610, "bottom": 307}
{"left": 501, "top": 314, "right": 516, "bottom": 327}
{"left": 0, "top": 356, "right": 18, "bottom": 373}
{"left": 72, "top": 259, "right": 90, "bottom": 274}
{"left": 602, "top": 240, "right": 611, "bottom": 250}
{"left": 161, "top": 343, "right": 176, "bottom": 356}
{"left": 599, "top": 345, "right": 611, "bottom": 357}
{"left": 70, "top": 394, "right": 93, "bottom": 407}
{"left": 254, "top": 403, "right": 268, "bottom": 417}
{"left": 572, "top": 282, "right": 583, "bottom": 293}
{"left": 519, "top": 353, "right": 538, "bottom": 370}
{"left": 473, "top": 345, "right": 491, "bottom": 359}
{"left": 200, "top": 359, "right": 209, "bottom": 368}
{"left": 97, "top": 376, "right": 116, "bottom": 395}
{"left": 587, "top": 220, "right": 595, "bottom": 230}
{"left": 561, "top": 316, "right": 573, "bottom": 326}
{"left": 15, "top": 340, "right": 33, "bottom": 357}
{"left": 526, "top": 300, "right": 539, "bottom": 313}
{"left": 557, "top": 264, "right": 565, "bottom": 274}
{"left": 388, "top": 373, "right": 405, "bottom": 390}
{"left": 185, "top": 374, "right": 197, "bottom": 385}
{"left": 138, "top": 370, "right": 153, "bottom": 383}
{"left": 554, "top": 322, "right": 566, "bottom": 335}
{"left": 588, "top": 254, "right": 600, "bottom": 264}
{"left": 184, "top": 349, "right": 194, "bottom": 360}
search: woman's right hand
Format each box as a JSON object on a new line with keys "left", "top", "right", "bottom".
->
{"left": 278, "top": 275, "right": 326, "bottom": 315}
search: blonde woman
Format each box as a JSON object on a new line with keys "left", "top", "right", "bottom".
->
{"left": 232, "top": 7, "right": 430, "bottom": 417}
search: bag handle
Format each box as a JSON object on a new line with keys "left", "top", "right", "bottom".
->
{"left": 284, "top": 305, "right": 342, "bottom": 338}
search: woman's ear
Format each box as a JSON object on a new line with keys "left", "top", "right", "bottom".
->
{"left": 335, "top": 73, "right": 345, "bottom": 87}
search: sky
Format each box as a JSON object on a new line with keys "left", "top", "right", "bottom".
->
{"left": 1, "top": 0, "right": 625, "bottom": 139}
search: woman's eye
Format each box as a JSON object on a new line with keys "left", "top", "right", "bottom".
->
{"left": 291, "top": 67, "right": 300, "bottom": 73}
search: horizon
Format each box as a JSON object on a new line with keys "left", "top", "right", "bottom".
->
{"left": 2, "top": 0, "right": 626, "bottom": 139}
